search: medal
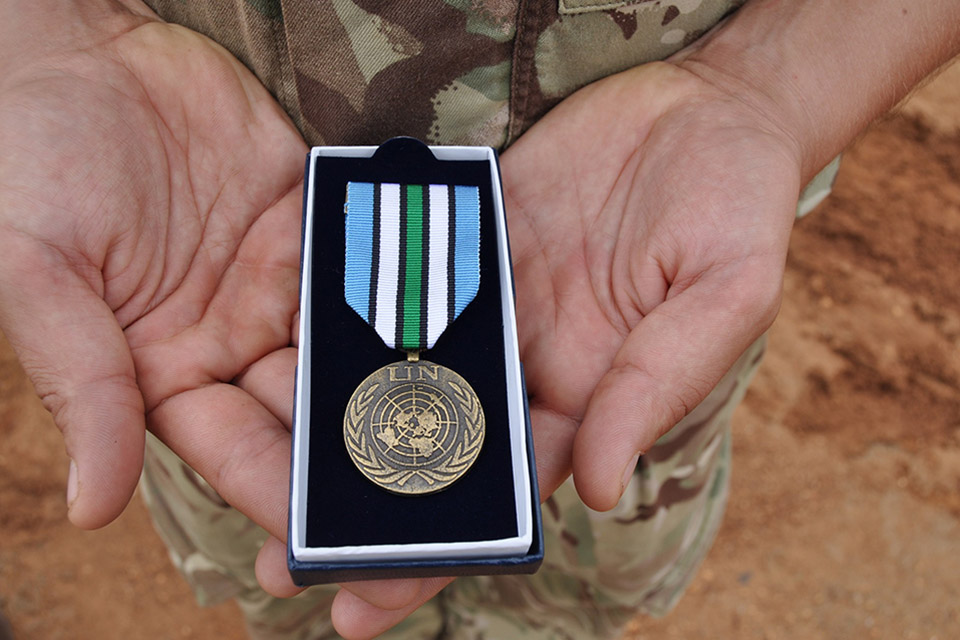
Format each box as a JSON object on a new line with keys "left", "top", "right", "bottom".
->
{"left": 343, "top": 182, "right": 485, "bottom": 495}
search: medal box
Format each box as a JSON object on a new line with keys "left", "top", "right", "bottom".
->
{"left": 289, "top": 138, "right": 543, "bottom": 585}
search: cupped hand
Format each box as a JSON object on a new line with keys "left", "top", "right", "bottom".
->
{"left": 507, "top": 61, "right": 802, "bottom": 509}
{"left": 0, "top": 7, "right": 306, "bottom": 540}
{"left": 331, "top": 61, "right": 805, "bottom": 637}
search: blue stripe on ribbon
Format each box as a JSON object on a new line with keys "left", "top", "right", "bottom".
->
{"left": 453, "top": 185, "right": 480, "bottom": 317}
{"left": 344, "top": 181, "right": 375, "bottom": 321}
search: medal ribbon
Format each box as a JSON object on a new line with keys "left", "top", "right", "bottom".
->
{"left": 345, "top": 182, "right": 480, "bottom": 351}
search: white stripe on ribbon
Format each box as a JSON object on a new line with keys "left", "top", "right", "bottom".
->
{"left": 426, "top": 184, "right": 450, "bottom": 348}
{"left": 374, "top": 183, "right": 401, "bottom": 348}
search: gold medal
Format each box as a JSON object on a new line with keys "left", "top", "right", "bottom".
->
{"left": 344, "top": 357, "right": 485, "bottom": 495}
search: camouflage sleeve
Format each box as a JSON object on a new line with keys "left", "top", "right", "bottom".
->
{"left": 141, "top": 0, "right": 745, "bottom": 148}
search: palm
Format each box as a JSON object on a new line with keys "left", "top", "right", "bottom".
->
{"left": 501, "top": 63, "right": 800, "bottom": 506}
{"left": 0, "top": 20, "right": 305, "bottom": 532}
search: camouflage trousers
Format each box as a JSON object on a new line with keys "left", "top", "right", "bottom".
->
{"left": 140, "top": 337, "right": 765, "bottom": 640}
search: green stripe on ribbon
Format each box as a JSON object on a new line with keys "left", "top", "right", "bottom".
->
{"left": 401, "top": 184, "right": 424, "bottom": 349}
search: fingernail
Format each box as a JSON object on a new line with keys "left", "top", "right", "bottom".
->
{"left": 67, "top": 459, "right": 79, "bottom": 509}
{"left": 620, "top": 453, "right": 641, "bottom": 493}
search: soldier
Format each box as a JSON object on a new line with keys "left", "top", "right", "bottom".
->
{"left": 0, "top": 1, "right": 958, "bottom": 639}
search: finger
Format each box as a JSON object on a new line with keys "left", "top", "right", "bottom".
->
{"left": 0, "top": 237, "right": 144, "bottom": 529}
{"left": 338, "top": 579, "right": 423, "bottom": 612}
{"left": 331, "top": 577, "right": 453, "bottom": 640}
{"left": 255, "top": 535, "right": 304, "bottom": 598}
{"left": 148, "top": 382, "right": 290, "bottom": 540}
{"left": 529, "top": 405, "right": 579, "bottom": 499}
{"left": 572, "top": 263, "right": 781, "bottom": 511}
{"left": 234, "top": 347, "right": 297, "bottom": 430}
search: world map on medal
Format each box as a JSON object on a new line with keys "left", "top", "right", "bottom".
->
{"left": 371, "top": 382, "right": 457, "bottom": 463}
{"left": 344, "top": 360, "right": 485, "bottom": 495}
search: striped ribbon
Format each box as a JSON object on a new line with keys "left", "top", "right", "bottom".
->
{"left": 344, "top": 182, "right": 480, "bottom": 351}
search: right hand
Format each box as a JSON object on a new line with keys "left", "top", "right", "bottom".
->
{"left": 0, "top": 2, "right": 307, "bottom": 542}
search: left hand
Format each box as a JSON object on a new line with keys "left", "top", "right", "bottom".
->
{"left": 326, "top": 61, "right": 803, "bottom": 637}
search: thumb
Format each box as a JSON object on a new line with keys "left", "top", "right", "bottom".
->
{"left": 0, "top": 237, "right": 145, "bottom": 529}
{"left": 572, "top": 263, "right": 781, "bottom": 511}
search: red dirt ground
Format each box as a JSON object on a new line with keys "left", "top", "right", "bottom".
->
{"left": 1, "top": 64, "right": 958, "bottom": 640}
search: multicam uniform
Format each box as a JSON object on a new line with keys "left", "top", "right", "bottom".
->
{"left": 137, "top": 1, "right": 834, "bottom": 638}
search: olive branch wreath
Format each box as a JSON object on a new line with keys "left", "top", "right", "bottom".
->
{"left": 344, "top": 381, "right": 485, "bottom": 493}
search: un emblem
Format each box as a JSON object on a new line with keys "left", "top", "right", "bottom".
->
{"left": 344, "top": 361, "right": 485, "bottom": 495}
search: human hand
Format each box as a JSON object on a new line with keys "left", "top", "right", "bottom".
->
{"left": 505, "top": 61, "right": 802, "bottom": 509}
{"left": 329, "top": 60, "right": 804, "bottom": 637}
{"left": 0, "top": 2, "right": 305, "bottom": 543}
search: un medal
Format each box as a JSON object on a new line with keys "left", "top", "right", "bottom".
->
{"left": 344, "top": 361, "right": 485, "bottom": 495}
